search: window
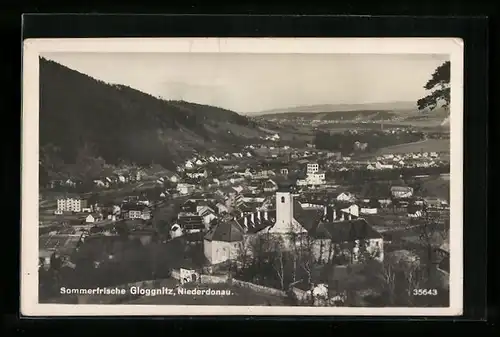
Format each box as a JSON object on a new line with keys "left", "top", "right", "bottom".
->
{"left": 281, "top": 196, "right": 285, "bottom": 203}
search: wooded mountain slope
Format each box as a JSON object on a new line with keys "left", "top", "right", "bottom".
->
{"left": 39, "top": 58, "right": 262, "bottom": 177}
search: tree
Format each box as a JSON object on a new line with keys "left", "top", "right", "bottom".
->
{"left": 298, "top": 235, "right": 315, "bottom": 287}
{"left": 270, "top": 237, "right": 286, "bottom": 290}
{"left": 410, "top": 207, "right": 449, "bottom": 283}
{"left": 417, "top": 61, "right": 450, "bottom": 113}
{"left": 235, "top": 237, "right": 253, "bottom": 274}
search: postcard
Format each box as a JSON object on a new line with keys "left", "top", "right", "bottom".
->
{"left": 21, "top": 37, "right": 463, "bottom": 316}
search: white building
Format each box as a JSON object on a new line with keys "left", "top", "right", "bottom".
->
{"left": 204, "top": 220, "right": 245, "bottom": 265}
{"left": 177, "top": 183, "right": 195, "bottom": 195}
{"left": 307, "top": 163, "right": 319, "bottom": 175}
{"left": 304, "top": 163, "right": 326, "bottom": 186}
{"left": 56, "top": 197, "right": 87, "bottom": 213}
{"left": 336, "top": 192, "right": 356, "bottom": 203}
{"left": 169, "top": 223, "right": 184, "bottom": 239}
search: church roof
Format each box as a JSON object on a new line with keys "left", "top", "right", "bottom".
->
{"left": 204, "top": 219, "right": 245, "bottom": 242}
{"left": 292, "top": 200, "right": 324, "bottom": 232}
{"left": 309, "top": 219, "right": 382, "bottom": 242}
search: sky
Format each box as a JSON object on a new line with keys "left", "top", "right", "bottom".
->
{"left": 42, "top": 52, "right": 449, "bottom": 114}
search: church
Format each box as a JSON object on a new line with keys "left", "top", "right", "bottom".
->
{"left": 203, "top": 183, "right": 384, "bottom": 265}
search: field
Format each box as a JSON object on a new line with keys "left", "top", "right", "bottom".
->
{"left": 374, "top": 139, "right": 450, "bottom": 155}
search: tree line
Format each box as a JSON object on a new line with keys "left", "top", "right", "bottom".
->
{"left": 313, "top": 130, "right": 424, "bottom": 155}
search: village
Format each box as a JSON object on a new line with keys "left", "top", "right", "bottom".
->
{"left": 38, "top": 139, "right": 451, "bottom": 307}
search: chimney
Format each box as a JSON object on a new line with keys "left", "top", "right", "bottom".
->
{"left": 250, "top": 213, "right": 255, "bottom": 224}
{"left": 264, "top": 211, "right": 269, "bottom": 220}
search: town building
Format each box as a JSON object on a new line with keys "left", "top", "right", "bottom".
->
{"left": 56, "top": 196, "right": 88, "bottom": 213}
{"left": 203, "top": 220, "right": 245, "bottom": 265}
{"left": 390, "top": 186, "right": 414, "bottom": 199}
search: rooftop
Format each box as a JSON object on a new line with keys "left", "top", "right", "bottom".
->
{"left": 310, "top": 219, "right": 382, "bottom": 242}
{"left": 204, "top": 219, "right": 245, "bottom": 242}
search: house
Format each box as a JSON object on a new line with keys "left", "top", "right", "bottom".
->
{"left": 197, "top": 206, "right": 218, "bottom": 230}
{"left": 390, "top": 186, "right": 414, "bottom": 199}
{"left": 204, "top": 219, "right": 245, "bottom": 265}
{"left": 340, "top": 204, "right": 360, "bottom": 219}
{"left": 375, "top": 162, "right": 394, "bottom": 170}
{"left": 336, "top": 192, "right": 356, "bottom": 203}
{"left": 169, "top": 223, "right": 183, "bottom": 239}
{"left": 186, "top": 169, "right": 208, "bottom": 179}
{"left": 195, "top": 158, "right": 206, "bottom": 166}
{"left": 178, "top": 213, "right": 205, "bottom": 237}
{"left": 134, "top": 170, "right": 144, "bottom": 181}
{"left": 424, "top": 197, "right": 448, "bottom": 209}
{"left": 263, "top": 179, "right": 278, "bottom": 192}
{"left": 137, "top": 197, "right": 150, "bottom": 207}
{"left": 309, "top": 219, "right": 384, "bottom": 264}
{"left": 216, "top": 202, "right": 229, "bottom": 214}
{"left": 63, "top": 179, "right": 77, "bottom": 187}
{"left": 229, "top": 175, "right": 245, "bottom": 185}
{"left": 57, "top": 197, "right": 88, "bottom": 213}
{"left": 121, "top": 204, "right": 150, "bottom": 220}
{"left": 185, "top": 160, "right": 195, "bottom": 169}
{"left": 81, "top": 202, "right": 93, "bottom": 212}
{"left": 85, "top": 213, "right": 100, "bottom": 223}
{"left": 177, "top": 183, "right": 196, "bottom": 195}
{"left": 280, "top": 168, "right": 289, "bottom": 176}
{"left": 307, "top": 163, "right": 319, "bottom": 175}
{"left": 93, "top": 179, "right": 109, "bottom": 188}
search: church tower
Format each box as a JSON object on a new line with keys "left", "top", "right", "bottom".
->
{"left": 275, "top": 185, "right": 294, "bottom": 232}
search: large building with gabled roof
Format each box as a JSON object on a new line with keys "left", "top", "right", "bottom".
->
{"left": 203, "top": 219, "right": 245, "bottom": 265}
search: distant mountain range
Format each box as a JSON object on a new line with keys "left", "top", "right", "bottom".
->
{"left": 39, "top": 58, "right": 266, "bottom": 178}
{"left": 254, "top": 101, "right": 418, "bottom": 116}
{"left": 255, "top": 101, "right": 449, "bottom": 125}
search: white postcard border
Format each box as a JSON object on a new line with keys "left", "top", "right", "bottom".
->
{"left": 21, "top": 37, "right": 464, "bottom": 316}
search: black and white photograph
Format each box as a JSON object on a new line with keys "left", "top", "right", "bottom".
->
{"left": 21, "top": 38, "right": 463, "bottom": 316}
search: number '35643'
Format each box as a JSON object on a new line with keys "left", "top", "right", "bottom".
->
{"left": 413, "top": 289, "right": 438, "bottom": 296}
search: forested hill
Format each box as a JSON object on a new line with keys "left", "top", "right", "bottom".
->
{"left": 39, "top": 58, "right": 263, "bottom": 179}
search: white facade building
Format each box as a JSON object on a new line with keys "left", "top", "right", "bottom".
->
{"left": 304, "top": 163, "right": 326, "bottom": 186}
{"left": 56, "top": 197, "right": 87, "bottom": 213}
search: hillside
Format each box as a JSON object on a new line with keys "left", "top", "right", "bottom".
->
{"left": 39, "top": 58, "right": 264, "bottom": 180}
